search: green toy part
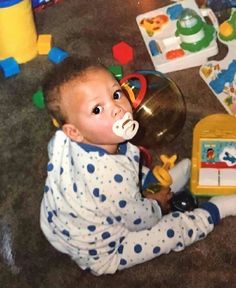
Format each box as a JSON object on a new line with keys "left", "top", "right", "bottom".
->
{"left": 32, "top": 90, "right": 45, "bottom": 109}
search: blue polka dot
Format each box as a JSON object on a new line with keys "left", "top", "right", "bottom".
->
{"left": 188, "top": 229, "right": 193, "bottom": 238}
{"left": 176, "top": 242, "right": 183, "bottom": 248}
{"left": 114, "top": 174, "right": 123, "bottom": 183}
{"left": 120, "top": 258, "right": 127, "bottom": 265}
{"left": 115, "top": 216, "right": 122, "bottom": 222}
{"left": 119, "top": 236, "right": 125, "bottom": 243}
{"left": 100, "top": 194, "right": 106, "bottom": 202}
{"left": 87, "top": 225, "right": 96, "bottom": 232}
{"left": 44, "top": 185, "right": 49, "bottom": 193}
{"left": 106, "top": 217, "right": 113, "bottom": 224}
{"left": 167, "top": 229, "right": 175, "bottom": 238}
{"left": 118, "top": 244, "right": 124, "bottom": 254}
{"left": 102, "top": 231, "right": 111, "bottom": 239}
{"left": 119, "top": 200, "right": 127, "bottom": 208}
{"left": 47, "top": 163, "right": 54, "bottom": 171}
{"left": 172, "top": 212, "right": 180, "bottom": 218}
{"left": 98, "top": 150, "right": 105, "bottom": 156}
{"left": 60, "top": 167, "right": 64, "bottom": 175}
{"left": 153, "top": 246, "right": 161, "bottom": 254}
{"left": 62, "top": 229, "right": 70, "bottom": 237}
{"left": 208, "top": 216, "right": 213, "bottom": 225}
{"left": 108, "top": 249, "right": 115, "bottom": 255}
{"left": 89, "top": 249, "right": 97, "bottom": 256}
{"left": 93, "top": 188, "right": 99, "bottom": 197}
{"left": 71, "top": 157, "right": 74, "bottom": 166}
{"left": 199, "top": 233, "right": 205, "bottom": 239}
{"left": 188, "top": 214, "right": 195, "bottom": 220}
{"left": 108, "top": 241, "right": 116, "bottom": 248}
{"left": 87, "top": 164, "right": 95, "bottom": 173}
{"left": 47, "top": 211, "right": 53, "bottom": 223}
{"left": 134, "top": 244, "right": 142, "bottom": 253}
{"left": 134, "top": 155, "right": 139, "bottom": 162}
{"left": 69, "top": 212, "right": 77, "bottom": 218}
{"left": 73, "top": 183, "right": 77, "bottom": 192}
{"left": 133, "top": 218, "right": 142, "bottom": 225}
{"left": 85, "top": 267, "right": 91, "bottom": 272}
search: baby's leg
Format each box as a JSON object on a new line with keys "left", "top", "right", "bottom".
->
{"left": 169, "top": 159, "right": 191, "bottom": 192}
{"left": 117, "top": 208, "right": 213, "bottom": 271}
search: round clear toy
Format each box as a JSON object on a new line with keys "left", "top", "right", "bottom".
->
{"left": 120, "top": 70, "right": 186, "bottom": 149}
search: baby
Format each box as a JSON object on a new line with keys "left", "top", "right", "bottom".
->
{"left": 40, "top": 57, "right": 236, "bottom": 276}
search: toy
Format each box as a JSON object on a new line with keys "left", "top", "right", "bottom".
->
{"left": 191, "top": 114, "right": 236, "bottom": 196}
{"left": 112, "top": 41, "right": 134, "bottom": 65}
{"left": 136, "top": 0, "right": 218, "bottom": 73}
{"left": 0, "top": 0, "right": 38, "bottom": 63}
{"left": 32, "top": 90, "right": 45, "bottom": 109}
{"left": 120, "top": 70, "right": 186, "bottom": 148}
{"left": 200, "top": 9, "right": 236, "bottom": 115}
{"left": 0, "top": 57, "right": 20, "bottom": 78}
{"left": 37, "top": 34, "right": 52, "bottom": 55}
{"left": 48, "top": 47, "right": 69, "bottom": 64}
{"left": 108, "top": 65, "right": 123, "bottom": 80}
{"left": 32, "top": 0, "right": 62, "bottom": 11}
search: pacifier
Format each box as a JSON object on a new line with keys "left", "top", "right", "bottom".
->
{"left": 112, "top": 112, "right": 139, "bottom": 140}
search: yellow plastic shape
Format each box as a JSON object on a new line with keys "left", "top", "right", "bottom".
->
{"left": 191, "top": 114, "right": 236, "bottom": 196}
{"left": 37, "top": 34, "right": 52, "bottom": 55}
{"left": 0, "top": 0, "right": 38, "bottom": 63}
{"left": 153, "top": 154, "right": 177, "bottom": 187}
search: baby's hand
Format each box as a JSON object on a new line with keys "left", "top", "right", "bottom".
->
{"left": 143, "top": 187, "right": 173, "bottom": 214}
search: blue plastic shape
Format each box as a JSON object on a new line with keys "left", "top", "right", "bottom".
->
{"left": 0, "top": 57, "right": 20, "bottom": 78}
{"left": 148, "top": 40, "right": 159, "bottom": 56}
{"left": 167, "top": 4, "right": 184, "bottom": 20}
{"left": 48, "top": 47, "right": 69, "bottom": 64}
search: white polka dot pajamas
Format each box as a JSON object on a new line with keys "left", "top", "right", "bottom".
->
{"left": 40, "top": 130, "right": 221, "bottom": 275}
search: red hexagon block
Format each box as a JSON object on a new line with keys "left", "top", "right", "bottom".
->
{"left": 112, "top": 41, "right": 134, "bottom": 65}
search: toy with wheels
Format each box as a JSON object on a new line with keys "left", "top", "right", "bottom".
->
{"left": 120, "top": 70, "right": 186, "bottom": 149}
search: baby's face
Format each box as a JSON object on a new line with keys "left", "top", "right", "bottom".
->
{"left": 61, "top": 68, "right": 133, "bottom": 148}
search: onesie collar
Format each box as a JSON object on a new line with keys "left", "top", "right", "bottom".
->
{"left": 76, "top": 142, "right": 128, "bottom": 155}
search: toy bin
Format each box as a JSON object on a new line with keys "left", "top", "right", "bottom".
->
{"left": 0, "top": 0, "right": 38, "bottom": 63}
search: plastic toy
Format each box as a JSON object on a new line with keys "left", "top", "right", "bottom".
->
{"left": 191, "top": 114, "right": 236, "bottom": 196}
{"left": 199, "top": 9, "right": 236, "bottom": 115}
{"left": 136, "top": 0, "right": 218, "bottom": 73}
{"left": 32, "top": 90, "right": 45, "bottom": 109}
{"left": 0, "top": 0, "right": 38, "bottom": 64}
{"left": 152, "top": 154, "right": 177, "bottom": 187}
{"left": 112, "top": 41, "right": 134, "bottom": 65}
{"left": 120, "top": 70, "right": 186, "bottom": 148}
{"left": 108, "top": 65, "right": 123, "bottom": 80}
{"left": 0, "top": 57, "right": 20, "bottom": 78}
{"left": 37, "top": 34, "right": 52, "bottom": 55}
{"left": 32, "top": 0, "right": 62, "bottom": 11}
{"left": 48, "top": 47, "right": 69, "bottom": 64}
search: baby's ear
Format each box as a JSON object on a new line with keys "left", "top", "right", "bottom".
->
{"left": 62, "top": 124, "right": 84, "bottom": 142}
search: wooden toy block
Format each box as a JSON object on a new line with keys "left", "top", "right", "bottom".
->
{"left": 112, "top": 41, "right": 134, "bottom": 65}
{"left": 48, "top": 47, "right": 69, "bottom": 64}
{"left": 0, "top": 57, "right": 20, "bottom": 78}
{"left": 37, "top": 34, "right": 52, "bottom": 55}
{"left": 108, "top": 65, "right": 123, "bottom": 80}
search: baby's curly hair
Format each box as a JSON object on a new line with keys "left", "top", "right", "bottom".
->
{"left": 43, "top": 56, "right": 106, "bottom": 127}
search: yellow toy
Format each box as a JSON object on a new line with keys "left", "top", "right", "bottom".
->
{"left": 0, "top": 0, "right": 38, "bottom": 63}
{"left": 37, "top": 34, "right": 52, "bottom": 55}
{"left": 191, "top": 114, "right": 236, "bottom": 196}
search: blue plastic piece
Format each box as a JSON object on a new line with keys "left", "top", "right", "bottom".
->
{"left": 0, "top": 0, "right": 21, "bottom": 8}
{"left": 0, "top": 57, "right": 20, "bottom": 78}
{"left": 48, "top": 47, "right": 69, "bottom": 64}
{"left": 167, "top": 4, "right": 184, "bottom": 20}
{"left": 148, "top": 40, "right": 159, "bottom": 56}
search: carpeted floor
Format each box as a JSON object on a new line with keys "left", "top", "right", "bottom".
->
{"left": 0, "top": 1, "right": 235, "bottom": 287}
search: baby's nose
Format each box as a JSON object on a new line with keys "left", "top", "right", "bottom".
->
{"left": 112, "top": 105, "right": 123, "bottom": 118}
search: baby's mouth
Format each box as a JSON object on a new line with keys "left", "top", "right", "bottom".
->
{"left": 112, "top": 112, "right": 139, "bottom": 140}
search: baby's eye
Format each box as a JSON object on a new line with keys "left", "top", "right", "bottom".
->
{"left": 92, "top": 105, "right": 103, "bottom": 114}
{"left": 113, "top": 90, "right": 123, "bottom": 100}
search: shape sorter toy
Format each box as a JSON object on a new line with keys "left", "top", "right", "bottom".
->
{"left": 136, "top": 0, "right": 218, "bottom": 73}
{"left": 191, "top": 114, "right": 236, "bottom": 196}
{"left": 200, "top": 9, "right": 236, "bottom": 116}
